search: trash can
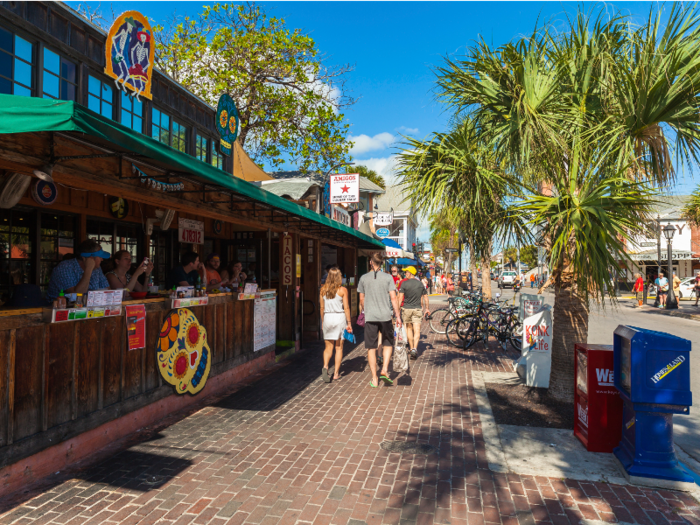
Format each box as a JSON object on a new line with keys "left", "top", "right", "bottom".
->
{"left": 574, "top": 344, "right": 623, "bottom": 452}
{"left": 613, "top": 326, "right": 693, "bottom": 484}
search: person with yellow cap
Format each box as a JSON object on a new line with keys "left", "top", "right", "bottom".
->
{"left": 398, "top": 266, "right": 429, "bottom": 359}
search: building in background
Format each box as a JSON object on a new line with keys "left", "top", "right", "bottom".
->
{"left": 375, "top": 185, "right": 418, "bottom": 252}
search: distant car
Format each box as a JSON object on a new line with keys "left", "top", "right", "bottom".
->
{"left": 678, "top": 278, "right": 698, "bottom": 300}
{"left": 498, "top": 271, "right": 518, "bottom": 288}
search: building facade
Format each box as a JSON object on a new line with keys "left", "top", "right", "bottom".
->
{"left": 375, "top": 185, "right": 417, "bottom": 251}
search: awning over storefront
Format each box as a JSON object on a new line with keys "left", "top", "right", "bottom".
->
{"left": 382, "top": 238, "right": 414, "bottom": 259}
{"left": 0, "top": 95, "right": 384, "bottom": 249}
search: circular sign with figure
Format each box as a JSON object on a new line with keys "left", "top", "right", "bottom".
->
{"left": 213, "top": 220, "right": 223, "bottom": 235}
{"left": 31, "top": 180, "right": 58, "bottom": 206}
{"left": 108, "top": 197, "right": 129, "bottom": 219}
{"left": 376, "top": 228, "right": 390, "bottom": 239}
{"left": 215, "top": 94, "right": 240, "bottom": 157}
{"left": 157, "top": 308, "right": 211, "bottom": 395}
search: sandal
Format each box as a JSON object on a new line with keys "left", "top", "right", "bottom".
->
{"left": 369, "top": 379, "right": 378, "bottom": 388}
{"left": 380, "top": 373, "right": 393, "bottom": 385}
{"left": 322, "top": 368, "right": 331, "bottom": 383}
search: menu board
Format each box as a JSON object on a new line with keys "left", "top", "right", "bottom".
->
{"left": 254, "top": 293, "right": 276, "bottom": 351}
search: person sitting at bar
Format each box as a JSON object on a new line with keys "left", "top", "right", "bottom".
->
{"left": 104, "top": 250, "right": 153, "bottom": 295}
{"left": 166, "top": 251, "right": 206, "bottom": 290}
{"left": 200, "top": 253, "right": 230, "bottom": 290}
{"left": 46, "top": 239, "right": 110, "bottom": 302}
{"left": 222, "top": 261, "right": 246, "bottom": 286}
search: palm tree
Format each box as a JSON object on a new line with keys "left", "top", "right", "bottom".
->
{"left": 432, "top": 5, "right": 700, "bottom": 401}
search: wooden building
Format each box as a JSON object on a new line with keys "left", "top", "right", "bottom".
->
{"left": 0, "top": 1, "right": 382, "bottom": 496}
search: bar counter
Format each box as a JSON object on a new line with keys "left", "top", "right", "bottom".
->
{"left": 0, "top": 291, "right": 277, "bottom": 476}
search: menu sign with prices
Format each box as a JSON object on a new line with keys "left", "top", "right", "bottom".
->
{"left": 179, "top": 217, "right": 204, "bottom": 245}
{"left": 47, "top": 305, "right": 122, "bottom": 323}
{"left": 254, "top": 291, "right": 277, "bottom": 351}
{"left": 170, "top": 296, "right": 209, "bottom": 308}
{"left": 239, "top": 283, "right": 258, "bottom": 300}
{"left": 86, "top": 289, "right": 123, "bottom": 307}
{"left": 329, "top": 173, "right": 359, "bottom": 204}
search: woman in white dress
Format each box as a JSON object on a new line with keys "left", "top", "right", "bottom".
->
{"left": 320, "top": 267, "right": 352, "bottom": 383}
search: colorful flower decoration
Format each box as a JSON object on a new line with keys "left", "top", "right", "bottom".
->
{"left": 157, "top": 308, "right": 211, "bottom": 395}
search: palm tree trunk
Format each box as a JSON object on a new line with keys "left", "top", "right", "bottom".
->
{"left": 548, "top": 286, "right": 589, "bottom": 402}
{"left": 480, "top": 253, "right": 492, "bottom": 299}
{"left": 468, "top": 238, "right": 478, "bottom": 289}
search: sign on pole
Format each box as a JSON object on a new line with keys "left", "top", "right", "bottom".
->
{"left": 178, "top": 217, "right": 204, "bottom": 244}
{"left": 374, "top": 211, "right": 393, "bottom": 226}
{"left": 282, "top": 235, "right": 293, "bottom": 286}
{"left": 376, "top": 228, "right": 390, "bottom": 239}
{"left": 330, "top": 173, "right": 359, "bottom": 204}
{"left": 516, "top": 305, "right": 553, "bottom": 388}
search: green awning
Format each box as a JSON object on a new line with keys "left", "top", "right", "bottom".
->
{"left": 0, "top": 95, "right": 384, "bottom": 249}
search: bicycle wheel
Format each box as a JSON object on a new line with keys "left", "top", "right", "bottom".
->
{"left": 445, "top": 317, "right": 470, "bottom": 347}
{"left": 462, "top": 318, "right": 481, "bottom": 350}
{"left": 509, "top": 321, "right": 523, "bottom": 352}
{"left": 429, "top": 308, "right": 454, "bottom": 334}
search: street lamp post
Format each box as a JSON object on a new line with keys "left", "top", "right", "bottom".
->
{"left": 663, "top": 223, "right": 678, "bottom": 310}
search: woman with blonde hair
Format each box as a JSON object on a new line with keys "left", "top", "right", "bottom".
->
{"left": 320, "top": 267, "right": 352, "bottom": 383}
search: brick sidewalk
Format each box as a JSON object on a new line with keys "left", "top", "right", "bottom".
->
{"left": 1, "top": 326, "right": 699, "bottom": 525}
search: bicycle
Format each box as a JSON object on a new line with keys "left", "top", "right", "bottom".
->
{"left": 428, "top": 293, "right": 480, "bottom": 334}
{"left": 461, "top": 301, "right": 522, "bottom": 352}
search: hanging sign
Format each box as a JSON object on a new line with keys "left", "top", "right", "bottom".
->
{"left": 31, "top": 180, "right": 58, "bottom": 206}
{"left": 215, "top": 94, "right": 240, "bottom": 156}
{"left": 374, "top": 211, "right": 393, "bottom": 226}
{"left": 108, "top": 197, "right": 129, "bottom": 219}
{"left": 104, "top": 11, "right": 155, "bottom": 100}
{"left": 157, "top": 308, "right": 212, "bottom": 395}
{"left": 332, "top": 205, "right": 351, "bottom": 227}
{"left": 385, "top": 246, "right": 403, "bottom": 258}
{"left": 125, "top": 304, "right": 146, "bottom": 350}
{"left": 376, "top": 228, "right": 390, "bottom": 239}
{"left": 179, "top": 217, "right": 204, "bottom": 245}
{"left": 330, "top": 173, "right": 359, "bottom": 204}
{"left": 133, "top": 165, "right": 184, "bottom": 191}
{"left": 282, "top": 235, "right": 293, "bottom": 285}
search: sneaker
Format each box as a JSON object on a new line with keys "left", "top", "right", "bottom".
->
{"left": 410, "top": 349, "right": 418, "bottom": 360}
{"left": 658, "top": 305, "right": 664, "bottom": 308}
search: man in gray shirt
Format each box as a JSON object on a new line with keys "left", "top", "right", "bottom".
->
{"left": 358, "top": 252, "right": 402, "bottom": 388}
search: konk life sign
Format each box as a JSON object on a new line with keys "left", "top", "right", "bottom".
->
{"left": 329, "top": 173, "right": 359, "bottom": 204}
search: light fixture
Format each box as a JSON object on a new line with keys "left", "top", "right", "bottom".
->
{"left": 663, "top": 223, "right": 676, "bottom": 242}
{"left": 374, "top": 203, "right": 378, "bottom": 209}
{"left": 33, "top": 164, "right": 55, "bottom": 183}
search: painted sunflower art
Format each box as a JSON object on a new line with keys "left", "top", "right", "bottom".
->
{"left": 157, "top": 308, "right": 211, "bottom": 395}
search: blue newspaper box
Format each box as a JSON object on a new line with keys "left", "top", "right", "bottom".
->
{"left": 613, "top": 326, "right": 692, "bottom": 483}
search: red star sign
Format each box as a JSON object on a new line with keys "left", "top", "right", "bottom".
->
{"left": 341, "top": 184, "right": 350, "bottom": 193}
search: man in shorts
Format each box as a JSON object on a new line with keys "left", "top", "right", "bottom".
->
{"left": 398, "top": 266, "right": 429, "bottom": 359}
{"left": 358, "top": 252, "right": 402, "bottom": 388}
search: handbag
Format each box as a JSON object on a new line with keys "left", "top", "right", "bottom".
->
{"left": 393, "top": 326, "right": 409, "bottom": 373}
{"left": 356, "top": 311, "right": 365, "bottom": 327}
{"left": 343, "top": 329, "right": 356, "bottom": 344}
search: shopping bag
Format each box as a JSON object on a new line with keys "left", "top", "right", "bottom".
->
{"left": 356, "top": 311, "right": 366, "bottom": 327}
{"left": 393, "top": 326, "right": 409, "bottom": 373}
{"left": 343, "top": 329, "right": 356, "bottom": 344}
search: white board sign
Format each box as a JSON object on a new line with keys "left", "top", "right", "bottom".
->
{"left": 178, "top": 217, "right": 204, "bottom": 245}
{"left": 332, "top": 205, "right": 351, "bottom": 227}
{"left": 374, "top": 211, "right": 393, "bottom": 226}
{"left": 385, "top": 246, "right": 402, "bottom": 258}
{"left": 519, "top": 306, "right": 553, "bottom": 388}
{"left": 330, "top": 173, "right": 359, "bottom": 204}
{"left": 519, "top": 293, "right": 544, "bottom": 321}
{"left": 254, "top": 293, "right": 276, "bottom": 351}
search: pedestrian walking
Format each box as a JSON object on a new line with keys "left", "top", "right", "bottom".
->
{"left": 530, "top": 273, "right": 536, "bottom": 288}
{"left": 320, "top": 267, "right": 352, "bottom": 383}
{"left": 421, "top": 274, "right": 429, "bottom": 290}
{"left": 390, "top": 265, "right": 401, "bottom": 286}
{"left": 358, "top": 252, "right": 402, "bottom": 388}
{"left": 655, "top": 271, "right": 668, "bottom": 308}
{"left": 672, "top": 272, "right": 681, "bottom": 301}
{"left": 398, "top": 266, "right": 429, "bottom": 360}
{"left": 632, "top": 273, "right": 645, "bottom": 307}
{"left": 693, "top": 273, "right": 700, "bottom": 306}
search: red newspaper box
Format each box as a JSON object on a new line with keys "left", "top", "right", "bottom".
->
{"left": 574, "top": 344, "right": 623, "bottom": 452}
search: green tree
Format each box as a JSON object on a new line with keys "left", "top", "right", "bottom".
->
{"left": 353, "top": 165, "right": 386, "bottom": 190}
{"left": 154, "top": 3, "right": 355, "bottom": 172}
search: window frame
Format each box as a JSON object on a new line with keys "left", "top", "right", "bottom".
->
{"left": 211, "top": 142, "right": 224, "bottom": 170}
{"left": 195, "top": 133, "right": 209, "bottom": 163}
{"left": 0, "top": 25, "right": 35, "bottom": 97}
{"left": 120, "top": 90, "right": 144, "bottom": 132}
{"left": 87, "top": 74, "right": 114, "bottom": 120}
{"left": 42, "top": 45, "right": 77, "bottom": 101}
{"left": 151, "top": 106, "right": 172, "bottom": 146}
{"left": 171, "top": 119, "right": 188, "bottom": 154}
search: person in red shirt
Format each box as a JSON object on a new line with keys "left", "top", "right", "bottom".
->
{"left": 390, "top": 265, "right": 401, "bottom": 286}
{"left": 632, "top": 273, "right": 645, "bottom": 307}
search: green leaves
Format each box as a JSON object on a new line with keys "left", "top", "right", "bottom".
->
{"left": 154, "top": 2, "right": 355, "bottom": 172}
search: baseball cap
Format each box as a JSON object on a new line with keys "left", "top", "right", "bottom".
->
{"left": 405, "top": 266, "right": 417, "bottom": 275}
{"left": 77, "top": 239, "right": 111, "bottom": 259}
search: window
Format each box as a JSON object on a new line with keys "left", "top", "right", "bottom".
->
{"left": 149, "top": 231, "right": 172, "bottom": 288}
{"left": 87, "top": 75, "right": 113, "bottom": 119}
{"left": 39, "top": 213, "right": 76, "bottom": 292}
{"left": 43, "top": 47, "right": 76, "bottom": 101}
{"left": 0, "top": 208, "right": 36, "bottom": 305}
{"left": 120, "top": 91, "right": 143, "bottom": 132}
{"left": 0, "top": 28, "right": 34, "bottom": 97}
{"left": 195, "top": 134, "right": 208, "bottom": 162}
{"left": 172, "top": 119, "right": 187, "bottom": 153}
{"left": 211, "top": 143, "right": 224, "bottom": 170}
{"left": 152, "top": 107, "right": 171, "bottom": 145}
{"left": 87, "top": 219, "right": 142, "bottom": 260}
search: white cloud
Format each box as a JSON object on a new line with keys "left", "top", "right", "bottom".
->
{"left": 349, "top": 132, "right": 395, "bottom": 156}
{"left": 355, "top": 155, "right": 399, "bottom": 185}
{"left": 396, "top": 126, "right": 419, "bottom": 135}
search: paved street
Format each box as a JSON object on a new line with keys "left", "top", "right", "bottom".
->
{"left": 1, "top": 296, "right": 699, "bottom": 525}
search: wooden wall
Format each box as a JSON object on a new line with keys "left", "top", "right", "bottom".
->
{"left": 0, "top": 294, "right": 265, "bottom": 469}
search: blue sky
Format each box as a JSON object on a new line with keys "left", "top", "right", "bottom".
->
{"left": 70, "top": 1, "right": 698, "bottom": 245}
